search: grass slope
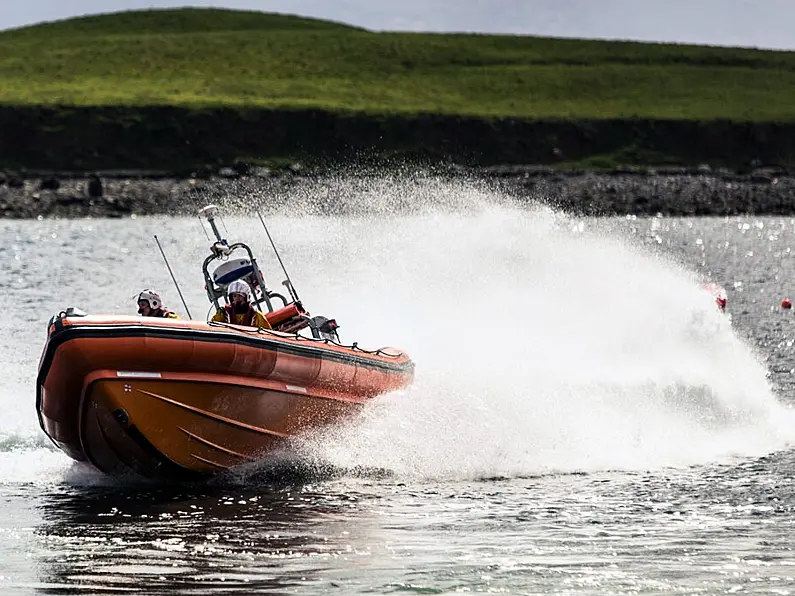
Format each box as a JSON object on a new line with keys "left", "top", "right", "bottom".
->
{"left": 2, "top": 8, "right": 795, "bottom": 120}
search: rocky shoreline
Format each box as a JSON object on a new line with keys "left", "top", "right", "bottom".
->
{"left": 1, "top": 167, "right": 794, "bottom": 218}
{"left": 500, "top": 167, "right": 795, "bottom": 216}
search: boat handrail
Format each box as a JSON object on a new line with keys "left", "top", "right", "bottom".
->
{"left": 201, "top": 240, "right": 274, "bottom": 313}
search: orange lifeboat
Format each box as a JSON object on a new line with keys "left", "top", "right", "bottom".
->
{"left": 36, "top": 206, "right": 414, "bottom": 479}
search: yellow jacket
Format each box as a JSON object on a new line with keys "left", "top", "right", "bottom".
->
{"left": 212, "top": 305, "right": 272, "bottom": 329}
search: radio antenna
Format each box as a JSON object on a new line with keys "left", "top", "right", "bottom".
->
{"left": 197, "top": 214, "right": 211, "bottom": 241}
{"left": 257, "top": 211, "right": 300, "bottom": 303}
{"left": 154, "top": 235, "right": 193, "bottom": 320}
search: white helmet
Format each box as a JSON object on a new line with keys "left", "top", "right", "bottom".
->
{"left": 227, "top": 279, "right": 251, "bottom": 300}
{"left": 137, "top": 289, "right": 162, "bottom": 310}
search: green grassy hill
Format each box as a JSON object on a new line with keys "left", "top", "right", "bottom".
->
{"left": 2, "top": 7, "right": 795, "bottom": 120}
{"left": 2, "top": 8, "right": 795, "bottom": 170}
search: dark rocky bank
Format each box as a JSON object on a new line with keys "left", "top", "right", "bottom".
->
{"left": 3, "top": 106, "right": 795, "bottom": 174}
{"left": 1, "top": 166, "right": 795, "bottom": 218}
{"left": 3, "top": 106, "right": 795, "bottom": 217}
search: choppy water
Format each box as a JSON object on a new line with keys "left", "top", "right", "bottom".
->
{"left": 3, "top": 178, "right": 795, "bottom": 595}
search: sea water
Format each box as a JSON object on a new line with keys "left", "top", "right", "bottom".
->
{"left": 2, "top": 176, "right": 795, "bottom": 594}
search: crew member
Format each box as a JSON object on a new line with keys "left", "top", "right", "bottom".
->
{"left": 211, "top": 279, "right": 271, "bottom": 329}
{"left": 137, "top": 289, "right": 180, "bottom": 319}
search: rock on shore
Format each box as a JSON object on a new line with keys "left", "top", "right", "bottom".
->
{"left": 0, "top": 169, "right": 794, "bottom": 218}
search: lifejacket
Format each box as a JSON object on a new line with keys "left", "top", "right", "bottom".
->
{"left": 222, "top": 304, "right": 256, "bottom": 326}
{"left": 151, "top": 308, "right": 178, "bottom": 319}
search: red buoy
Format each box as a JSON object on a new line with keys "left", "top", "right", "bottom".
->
{"left": 782, "top": 298, "right": 792, "bottom": 310}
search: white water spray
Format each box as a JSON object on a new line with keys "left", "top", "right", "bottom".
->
{"left": 287, "top": 177, "right": 795, "bottom": 479}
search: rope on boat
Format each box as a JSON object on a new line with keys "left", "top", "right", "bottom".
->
{"left": 206, "top": 320, "right": 405, "bottom": 358}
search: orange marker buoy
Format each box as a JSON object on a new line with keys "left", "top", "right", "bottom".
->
{"left": 782, "top": 298, "right": 792, "bottom": 310}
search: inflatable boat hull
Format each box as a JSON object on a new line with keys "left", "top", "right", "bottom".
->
{"left": 37, "top": 314, "right": 413, "bottom": 478}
